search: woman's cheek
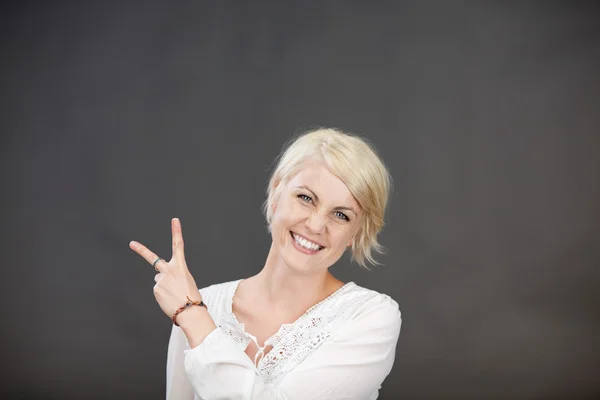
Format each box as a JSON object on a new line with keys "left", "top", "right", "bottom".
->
{"left": 275, "top": 203, "right": 298, "bottom": 227}
{"left": 289, "top": 201, "right": 306, "bottom": 218}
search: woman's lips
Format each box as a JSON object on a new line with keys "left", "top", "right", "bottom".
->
{"left": 290, "top": 231, "right": 324, "bottom": 254}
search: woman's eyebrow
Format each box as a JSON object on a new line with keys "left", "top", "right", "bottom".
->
{"left": 297, "top": 185, "right": 357, "bottom": 216}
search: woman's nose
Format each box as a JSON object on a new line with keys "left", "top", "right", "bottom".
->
{"left": 305, "top": 212, "right": 326, "bottom": 234}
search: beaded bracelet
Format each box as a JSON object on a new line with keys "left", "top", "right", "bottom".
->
{"left": 172, "top": 296, "right": 207, "bottom": 327}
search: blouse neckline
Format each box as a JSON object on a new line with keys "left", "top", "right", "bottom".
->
{"left": 226, "top": 279, "right": 355, "bottom": 349}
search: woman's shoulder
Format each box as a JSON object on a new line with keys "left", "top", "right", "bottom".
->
{"left": 341, "top": 282, "right": 399, "bottom": 308}
{"left": 338, "top": 282, "right": 401, "bottom": 327}
{"left": 198, "top": 279, "right": 241, "bottom": 309}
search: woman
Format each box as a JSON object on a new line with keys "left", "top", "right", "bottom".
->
{"left": 130, "top": 128, "right": 402, "bottom": 399}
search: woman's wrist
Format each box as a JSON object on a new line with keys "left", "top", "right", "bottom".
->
{"left": 176, "top": 305, "right": 218, "bottom": 348}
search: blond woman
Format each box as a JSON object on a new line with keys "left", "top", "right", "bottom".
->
{"left": 130, "top": 128, "right": 402, "bottom": 399}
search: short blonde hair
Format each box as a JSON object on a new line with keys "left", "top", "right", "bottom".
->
{"left": 263, "top": 127, "right": 392, "bottom": 269}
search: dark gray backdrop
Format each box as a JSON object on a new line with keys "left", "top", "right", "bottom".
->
{"left": 1, "top": 1, "right": 599, "bottom": 399}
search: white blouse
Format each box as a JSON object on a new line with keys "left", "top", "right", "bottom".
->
{"left": 166, "top": 279, "right": 402, "bottom": 400}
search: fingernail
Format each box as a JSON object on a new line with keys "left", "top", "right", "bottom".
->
{"left": 130, "top": 241, "right": 138, "bottom": 248}
{"left": 173, "top": 218, "right": 180, "bottom": 224}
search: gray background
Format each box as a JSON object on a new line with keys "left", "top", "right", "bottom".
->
{"left": 1, "top": 1, "right": 599, "bottom": 399}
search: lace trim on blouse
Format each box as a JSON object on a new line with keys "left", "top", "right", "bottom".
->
{"left": 215, "top": 279, "right": 370, "bottom": 385}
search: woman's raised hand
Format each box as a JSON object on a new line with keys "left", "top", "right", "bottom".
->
{"left": 129, "top": 218, "right": 202, "bottom": 320}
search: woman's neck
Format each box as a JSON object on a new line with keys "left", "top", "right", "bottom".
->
{"left": 248, "top": 243, "right": 343, "bottom": 320}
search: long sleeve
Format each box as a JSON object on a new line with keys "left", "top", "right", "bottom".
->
{"left": 183, "top": 294, "right": 401, "bottom": 400}
{"left": 166, "top": 324, "right": 195, "bottom": 400}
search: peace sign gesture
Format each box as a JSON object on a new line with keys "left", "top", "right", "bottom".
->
{"left": 129, "top": 218, "right": 202, "bottom": 321}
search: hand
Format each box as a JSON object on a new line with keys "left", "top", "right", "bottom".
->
{"left": 129, "top": 218, "right": 202, "bottom": 320}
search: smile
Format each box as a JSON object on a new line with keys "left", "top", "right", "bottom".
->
{"left": 290, "top": 231, "right": 325, "bottom": 252}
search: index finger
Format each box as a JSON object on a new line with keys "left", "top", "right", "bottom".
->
{"left": 171, "top": 218, "right": 186, "bottom": 267}
{"left": 129, "top": 241, "right": 166, "bottom": 272}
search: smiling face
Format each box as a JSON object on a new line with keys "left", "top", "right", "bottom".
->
{"left": 269, "top": 161, "right": 363, "bottom": 274}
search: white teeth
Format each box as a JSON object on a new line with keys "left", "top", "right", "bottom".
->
{"left": 293, "top": 233, "right": 322, "bottom": 251}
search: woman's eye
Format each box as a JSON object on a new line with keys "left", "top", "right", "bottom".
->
{"left": 335, "top": 211, "right": 350, "bottom": 221}
{"left": 298, "top": 194, "right": 313, "bottom": 203}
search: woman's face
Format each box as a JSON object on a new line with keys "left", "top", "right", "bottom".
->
{"left": 270, "top": 161, "right": 363, "bottom": 274}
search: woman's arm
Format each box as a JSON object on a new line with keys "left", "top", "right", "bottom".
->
{"left": 182, "top": 294, "right": 402, "bottom": 400}
{"left": 166, "top": 284, "right": 217, "bottom": 400}
{"left": 166, "top": 324, "right": 195, "bottom": 400}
